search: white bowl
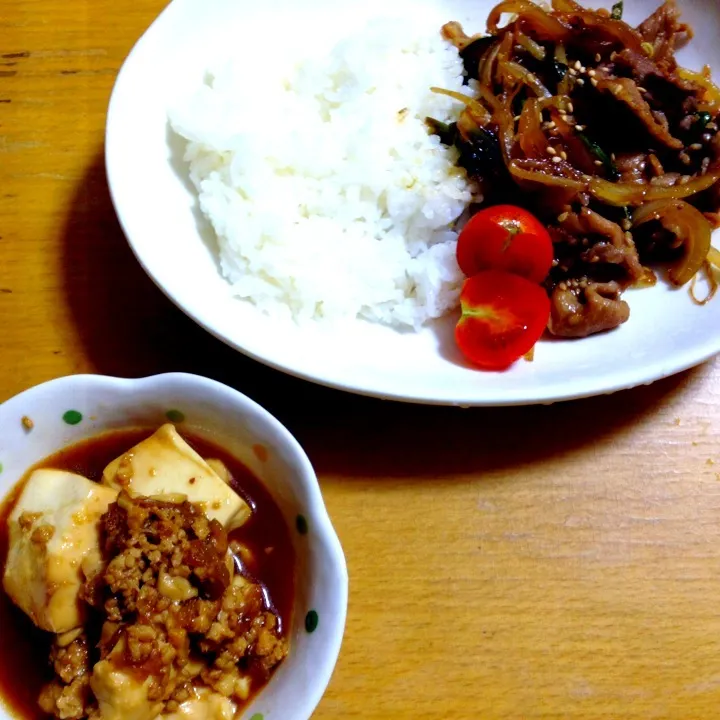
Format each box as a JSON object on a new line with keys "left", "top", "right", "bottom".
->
{"left": 105, "top": 0, "right": 720, "bottom": 406}
{"left": 0, "top": 373, "right": 347, "bottom": 720}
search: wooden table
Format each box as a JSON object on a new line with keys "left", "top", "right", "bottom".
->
{"left": 3, "top": 1, "right": 720, "bottom": 718}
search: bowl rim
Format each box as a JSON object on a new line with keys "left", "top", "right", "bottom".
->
{"left": 0, "top": 372, "right": 348, "bottom": 720}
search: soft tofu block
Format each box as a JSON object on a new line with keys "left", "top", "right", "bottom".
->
{"left": 160, "top": 689, "right": 235, "bottom": 720}
{"left": 91, "top": 640, "right": 162, "bottom": 720}
{"left": 102, "top": 424, "right": 251, "bottom": 529}
{"left": 2, "top": 469, "right": 118, "bottom": 633}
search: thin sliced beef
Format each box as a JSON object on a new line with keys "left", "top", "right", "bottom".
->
{"left": 611, "top": 48, "right": 702, "bottom": 124}
{"left": 581, "top": 241, "right": 629, "bottom": 266}
{"left": 548, "top": 282, "right": 630, "bottom": 337}
{"left": 649, "top": 171, "right": 682, "bottom": 187}
{"left": 595, "top": 73, "right": 683, "bottom": 149}
{"left": 561, "top": 208, "right": 646, "bottom": 283}
{"left": 637, "top": 0, "right": 692, "bottom": 69}
{"left": 615, "top": 152, "right": 648, "bottom": 183}
{"left": 613, "top": 48, "right": 697, "bottom": 94}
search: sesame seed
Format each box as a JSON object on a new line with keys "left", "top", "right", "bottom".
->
{"left": 552, "top": 156, "right": 562, "bottom": 163}
{"left": 679, "top": 152, "right": 691, "bottom": 165}
{"left": 547, "top": 145, "right": 557, "bottom": 155}
{"left": 547, "top": 121, "right": 556, "bottom": 129}
{"left": 689, "top": 143, "right": 703, "bottom": 151}
{"left": 587, "top": 69, "right": 597, "bottom": 77}
{"left": 567, "top": 102, "right": 574, "bottom": 113}
{"left": 576, "top": 78, "right": 586, "bottom": 86}
{"left": 621, "top": 219, "right": 632, "bottom": 231}
{"left": 707, "top": 122, "right": 718, "bottom": 131}
{"left": 558, "top": 212, "right": 569, "bottom": 222}
{"left": 559, "top": 281, "right": 568, "bottom": 291}
{"left": 514, "top": 115, "right": 521, "bottom": 122}
{"left": 610, "top": 153, "right": 616, "bottom": 161}
{"left": 579, "top": 65, "right": 587, "bottom": 73}
{"left": 590, "top": 77, "right": 599, "bottom": 87}
{"left": 569, "top": 67, "right": 578, "bottom": 76}
{"left": 595, "top": 53, "right": 602, "bottom": 62}
{"left": 560, "top": 151, "right": 568, "bottom": 161}
{"left": 594, "top": 159, "right": 603, "bottom": 166}
{"left": 575, "top": 124, "right": 586, "bottom": 131}
{"left": 574, "top": 60, "right": 582, "bottom": 71}
{"left": 610, "top": 51, "right": 617, "bottom": 61}
{"left": 636, "top": 86, "right": 648, "bottom": 93}
{"left": 679, "top": 175, "right": 691, "bottom": 185}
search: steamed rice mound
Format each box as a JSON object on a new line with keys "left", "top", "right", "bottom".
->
{"left": 170, "top": 19, "right": 472, "bottom": 328}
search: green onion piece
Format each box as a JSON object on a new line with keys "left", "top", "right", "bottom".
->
{"left": 425, "top": 118, "right": 457, "bottom": 146}
{"left": 552, "top": 60, "right": 568, "bottom": 83}
{"left": 611, "top": 1, "right": 623, "bottom": 20}
{"left": 577, "top": 131, "right": 620, "bottom": 181}
{"left": 696, "top": 111, "right": 712, "bottom": 130}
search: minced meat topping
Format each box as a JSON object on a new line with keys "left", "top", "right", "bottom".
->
{"left": 39, "top": 491, "right": 288, "bottom": 719}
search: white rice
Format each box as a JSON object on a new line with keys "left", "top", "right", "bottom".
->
{"left": 170, "top": 18, "right": 472, "bottom": 328}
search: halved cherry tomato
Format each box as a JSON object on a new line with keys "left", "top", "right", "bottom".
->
{"left": 456, "top": 204, "right": 553, "bottom": 283}
{"left": 456, "top": 269, "right": 551, "bottom": 371}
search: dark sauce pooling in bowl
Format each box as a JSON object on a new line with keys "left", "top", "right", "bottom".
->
{"left": 0, "top": 428, "right": 295, "bottom": 719}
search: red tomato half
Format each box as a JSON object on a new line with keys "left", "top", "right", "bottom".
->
{"left": 456, "top": 204, "right": 553, "bottom": 283}
{"left": 455, "top": 270, "right": 551, "bottom": 371}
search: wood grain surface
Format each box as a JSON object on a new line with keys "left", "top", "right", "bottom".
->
{"left": 3, "top": 1, "right": 720, "bottom": 718}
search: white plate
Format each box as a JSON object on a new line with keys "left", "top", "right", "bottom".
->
{"left": 106, "top": 0, "right": 720, "bottom": 406}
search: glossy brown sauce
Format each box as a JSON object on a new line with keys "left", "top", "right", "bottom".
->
{"left": 0, "top": 428, "right": 295, "bottom": 719}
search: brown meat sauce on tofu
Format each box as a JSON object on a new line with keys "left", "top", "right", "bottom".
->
{"left": 0, "top": 426, "right": 293, "bottom": 720}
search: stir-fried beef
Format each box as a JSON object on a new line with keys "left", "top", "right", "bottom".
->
{"left": 433, "top": 0, "right": 720, "bottom": 337}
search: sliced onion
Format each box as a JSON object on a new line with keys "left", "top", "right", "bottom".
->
{"left": 479, "top": 39, "right": 502, "bottom": 88}
{"left": 497, "top": 90, "right": 519, "bottom": 164}
{"left": 689, "top": 261, "right": 718, "bottom": 305}
{"left": 708, "top": 246, "right": 720, "bottom": 270}
{"left": 589, "top": 169, "right": 720, "bottom": 206}
{"left": 518, "top": 97, "right": 547, "bottom": 158}
{"left": 475, "top": 84, "right": 506, "bottom": 115}
{"left": 549, "top": 109, "right": 597, "bottom": 174}
{"left": 499, "top": 60, "right": 553, "bottom": 98}
{"left": 632, "top": 199, "right": 712, "bottom": 286}
{"left": 539, "top": 95, "right": 572, "bottom": 113}
{"left": 556, "top": 10, "right": 643, "bottom": 52}
{"left": 551, "top": 0, "right": 583, "bottom": 10}
{"left": 429, "top": 87, "right": 492, "bottom": 123}
{"left": 515, "top": 30, "right": 547, "bottom": 60}
{"left": 676, "top": 68, "right": 720, "bottom": 112}
{"left": 509, "top": 159, "right": 585, "bottom": 189}
{"left": 487, "top": 0, "right": 568, "bottom": 40}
